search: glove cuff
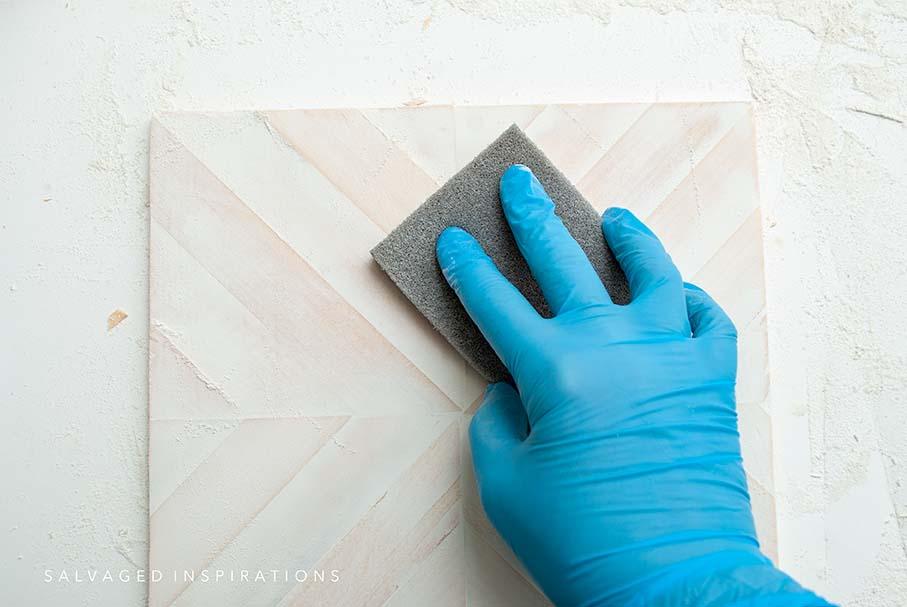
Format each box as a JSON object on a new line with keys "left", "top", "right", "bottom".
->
{"left": 613, "top": 550, "right": 835, "bottom": 607}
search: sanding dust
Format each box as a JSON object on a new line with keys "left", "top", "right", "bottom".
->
{"left": 107, "top": 309, "right": 128, "bottom": 330}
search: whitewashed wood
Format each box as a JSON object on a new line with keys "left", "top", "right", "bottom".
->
{"left": 263, "top": 109, "right": 440, "bottom": 233}
{"left": 155, "top": 112, "right": 484, "bottom": 410}
{"left": 577, "top": 103, "right": 751, "bottom": 219}
{"left": 148, "top": 419, "right": 240, "bottom": 514}
{"left": 150, "top": 103, "right": 776, "bottom": 606}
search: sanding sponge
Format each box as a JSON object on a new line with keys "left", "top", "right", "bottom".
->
{"left": 371, "top": 124, "right": 630, "bottom": 382}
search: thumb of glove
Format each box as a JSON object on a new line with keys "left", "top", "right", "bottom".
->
{"left": 469, "top": 383, "right": 529, "bottom": 507}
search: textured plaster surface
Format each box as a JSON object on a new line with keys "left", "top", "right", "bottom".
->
{"left": 1, "top": 1, "right": 905, "bottom": 605}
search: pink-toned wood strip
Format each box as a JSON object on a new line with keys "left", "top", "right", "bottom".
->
{"left": 736, "top": 310, "right": 770, "bottom": 406}
{"left": 746, "top": 472, "right": 778, "bottom": 562}
{"left": 452, "top": 105, "right": 546, "bottom": 166}
{"left": 692, "top": 208, "right": 766, "bottom": 330}
{"left": 559, "top": 103, "right": 654, "bottom": 152}
{"left": 150, "top": 122, "right": 460, "bottom": 416}
{"left": 279, "top": 421, "right": 463, "bottom": 607}
{"left": 262, "top": 109, "right": 440, "bottom": 233}
{"left": 464, "top": 393, "right": 485, "bottom": 416}
{"left": 383, "top": 523, "right": 465, "bottom": 607}
{"left": 577, "top": 103, "right": 749, "bottom": 217}
{"left": 167, "top": 415, "right": 460, "bottom": 607}
{"left": 360, "top": 105, "right": 458, "bottom": 183}
{"left": 465, "top": 524, "right": 552, "bottom": 607}
{"left": 149, "top": 416, "right": 349, "bottom": 607}
{"left": 526, "top": 104, "right": 650, "bottom": 184}
{"left": 460, "top": 434, "right": 547, "bottom": 602}
{"left": 646, "top": 111, "right": 759, "bottom": 278}
{"left": 738, "top": 398, "right": 774, "bottom": 494}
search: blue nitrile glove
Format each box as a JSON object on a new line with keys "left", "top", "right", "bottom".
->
{"left": 436, "top": 165, "right": 835, "bottom": 607}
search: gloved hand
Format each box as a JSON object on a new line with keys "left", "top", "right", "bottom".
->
{"left": 436, "top": 165, "right": 834, "bottom": 607}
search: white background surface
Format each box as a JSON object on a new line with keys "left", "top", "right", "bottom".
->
{"left": 2, "top": 1, "right": 905, "bottom": 605}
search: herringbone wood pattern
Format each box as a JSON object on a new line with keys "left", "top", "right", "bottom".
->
{"left": 149, "top": 104, "right": 773, "bottom": 606}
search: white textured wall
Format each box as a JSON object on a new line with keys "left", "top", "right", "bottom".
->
{"left": 1, "top": 1, "right": 905, "bottom": 605}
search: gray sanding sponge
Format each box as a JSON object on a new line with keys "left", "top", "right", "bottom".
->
{"left": 370, "top": 124, "right": 630, "bottom": 382}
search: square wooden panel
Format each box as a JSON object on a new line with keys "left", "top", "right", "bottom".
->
{"left": 149, "top": 103, "right": 774, "bottom": 606}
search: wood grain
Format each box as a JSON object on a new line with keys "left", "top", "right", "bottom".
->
{"left": 150, "top": 103, "right": 775, "bottom": 606}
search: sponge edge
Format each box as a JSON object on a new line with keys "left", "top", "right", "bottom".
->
{"left": 371, "top": 124, "right": 630, "bottom": 382}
